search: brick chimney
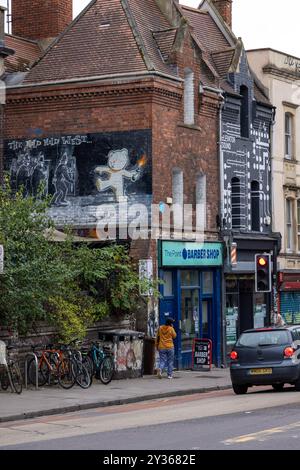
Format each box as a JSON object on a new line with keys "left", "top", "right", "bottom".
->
{"left": 11, "top": 0, "right": 72, "bottom": 42}
{"left": 212, "top": 0, "right": 232, "bottom": 28}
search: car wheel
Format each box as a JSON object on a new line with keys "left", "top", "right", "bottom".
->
{"left": 232, "top": 384, "right": 248, "bottom": 395}
{"left": 272, "top": 383, "right": 284, "bottom": 392}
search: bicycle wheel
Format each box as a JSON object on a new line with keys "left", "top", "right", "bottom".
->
{"left": 28, "top": 357, "right": 49, "bottom": 387}
{"left": 8, "top": 362, "right": 23, "bottom": 394}
{"left": 58, "top": 358, "right": 76, "bottom": 390}
{"left": 99, "top": 356, "right": 114, "bottom": 385}
{"left": 73, "top": 360, "right": 92, "bottom": 389}
{"left": 82, "top": 355, "right": 94, "bottom": 380}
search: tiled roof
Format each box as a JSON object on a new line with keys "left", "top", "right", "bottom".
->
{"left": 15, "top": 0, "right": 270, "bottom": 106}
{"left": 127, "top": 0, "right": 177, "bottom": 76}
{"left": 5, "top": 35, "right": 42, "bottom": 73}
{"left": 24, "top": 0, "right": 148, "bottom": 84}
{"left": 181, "top": 6, "right": 230, "bottom": 52}
{"left": 181, "top": 5, "right": 270, "bottom": 104}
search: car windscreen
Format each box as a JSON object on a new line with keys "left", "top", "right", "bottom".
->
{"left": 236, "top": 330, "right": 290, "bottom": 348}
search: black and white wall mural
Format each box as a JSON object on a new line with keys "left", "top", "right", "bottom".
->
{"left": 222, "top": 51, "right": 273, "bottom": 234}
{"left": 5, "top": 130, "right": 152, "bottom": 228}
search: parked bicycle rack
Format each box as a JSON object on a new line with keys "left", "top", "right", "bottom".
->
{"left": 24, "top": 353, "right": 39, "bottom": 390}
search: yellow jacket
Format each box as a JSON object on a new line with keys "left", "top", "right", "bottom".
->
{"left": 156, "top": 325, "right": 177, "bottom": 350}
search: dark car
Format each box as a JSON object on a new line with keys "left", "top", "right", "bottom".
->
{"left": 230, "top": 326, "right": 300, "bottom": 395}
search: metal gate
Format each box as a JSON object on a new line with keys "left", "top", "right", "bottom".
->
{"left": 280, "top": 292, "right": 300, "bottom": 325}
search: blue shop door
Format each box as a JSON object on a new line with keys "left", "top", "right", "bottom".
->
{"left": 159, "top": 270, "right": 178, "bottom": 367}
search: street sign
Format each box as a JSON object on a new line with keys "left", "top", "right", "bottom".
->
{"left": 139, "top": 259, "right": 153, "bottom": 296}
{"left": 192, "top": 338, "right": 212, "bottom": 371}
{"left": 0, "top": 245, "right": 3, "bottom": 274}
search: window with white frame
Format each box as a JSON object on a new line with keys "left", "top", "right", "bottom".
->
{"left": 184, "top": 69, "right": 194, "bottom": 126}
{"left": 285, "top": 113, "right": 294, "bottom": 160}
{"left": 286, "top": 199, "right": 294, "bottom": 251}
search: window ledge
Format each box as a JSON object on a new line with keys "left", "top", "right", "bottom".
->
{"left": 177, "top": 122, "right": 202, "bottom": 132}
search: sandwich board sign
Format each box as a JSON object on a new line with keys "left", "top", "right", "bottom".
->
{"left": 0, "top": 245, "right": 3, "bottom": 274}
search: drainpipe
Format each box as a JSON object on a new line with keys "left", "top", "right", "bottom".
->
{"left": 218, "top": 94, "right": 227, "bottom": 367}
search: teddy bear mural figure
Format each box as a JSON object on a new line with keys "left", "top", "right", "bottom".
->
{"left": 95, "top": 149, "right": 145, "bottom": 199}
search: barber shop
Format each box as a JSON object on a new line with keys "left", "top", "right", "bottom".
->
{"left": 158, "top": 241, "right": 223, "bottom": 369}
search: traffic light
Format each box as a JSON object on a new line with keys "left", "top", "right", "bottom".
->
{"left": 255, "top": 254, "right": 272, "bottom": 293}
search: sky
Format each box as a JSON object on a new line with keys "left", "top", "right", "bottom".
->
{"left": 71, "top": 0, "right": 300, "bottom": 58}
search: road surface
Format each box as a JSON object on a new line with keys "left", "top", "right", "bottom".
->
{"left": 1, "top": 385, "right": 300, "bottom": 450}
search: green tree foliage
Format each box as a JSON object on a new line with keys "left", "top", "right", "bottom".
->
{"left": 0, "top": 182, "right": 156, "bottom": 342}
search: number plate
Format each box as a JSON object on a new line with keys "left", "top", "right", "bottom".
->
{"left": 250, "top": 368, "right": 272, "bottom": 375}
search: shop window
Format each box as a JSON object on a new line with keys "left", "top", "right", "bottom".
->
{"left": 231, "top": 177, "right": 241, "bottom": 229}
{"left": 285, "top": 113, "right": 294, "bottom": 160}
{"left": 180, "top": 270, "right": 199, "bottom": 287}
{"left": 184, "top": 69, "right": 194, "bottom": 126}
{"left": 203, "top": 272, "right": 213, "bottom": 294}
{"left": 240, "top": 85, "right": 249, "bottom": 138}
{"left": 251, "top": 181, "right": 260, "bottom": 231}
{"left": 286, "top": 199, "right": 294, "bottom": 252}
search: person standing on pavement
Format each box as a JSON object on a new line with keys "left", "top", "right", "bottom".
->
{"left": 156, "top": 318, "right": 177, "bottom": 379}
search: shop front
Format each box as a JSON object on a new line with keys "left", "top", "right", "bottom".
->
{"left": 278, "top": 273, "right": 300, "bottom": 325}
{"left": 158, "top": 241, "right": 223, "bottom": 369}
{"left": 224, "top": 235, "right": 279, "bottom": 358}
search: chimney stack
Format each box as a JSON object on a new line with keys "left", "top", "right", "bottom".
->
{"left": 212, "top": 0, "right": 232, "bottom": 28}
{"left": 11, "top": 0, "right": 72, "bottom": 42}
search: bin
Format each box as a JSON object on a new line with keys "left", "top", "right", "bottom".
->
{"left": 143, "top": 337, "right": 156, "bottom": 375}
{"left": 98, "top": 330, "right": 145, "bottom": 379}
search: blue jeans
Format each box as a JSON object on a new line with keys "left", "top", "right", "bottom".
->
{"left": 159, "top": 349, "right": 175, "bottom": 377}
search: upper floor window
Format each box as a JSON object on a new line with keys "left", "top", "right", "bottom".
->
{"left": 231, "top": 177, "right": 241, "bottom": 229}
{"left": 240, "top": 85, "right": 249, "bottom": 138}
{"left": 286, "top": 199, "right": 294, "bottom": 252}
{"left": 184, "top": 69, "right": 194, "bottom": 126}
{"left": 251, "top": 181, "right": 260, "bottom": 232}
{"left": 285, "top": 112, "right": 294, "bottom": 160}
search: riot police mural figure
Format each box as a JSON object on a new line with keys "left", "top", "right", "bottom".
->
{"left": 52, "top": 152, "right": 74, "bottom": 206}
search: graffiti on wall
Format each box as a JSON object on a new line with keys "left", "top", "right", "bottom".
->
{"left": 222, "top": 51, "right": 273, "bottom": 234}
{"left": 5, "top": 130, "right": 152, "bottom": 227}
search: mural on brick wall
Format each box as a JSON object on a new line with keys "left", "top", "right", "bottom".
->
{"left": 222, "top": 51, "right": 273, "bottom": 234}
{"left": 5, "top": 130, "right": 152, "bottom": 228}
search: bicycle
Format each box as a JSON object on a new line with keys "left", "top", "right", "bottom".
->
{"left": 28, "top": 342, "right": 91, "bottom": 389}
{"left": 28, "top": 344, "right": 76, "bottom": 389}
{"left": 82, "top": 342, "right": 114, "bottom": 385}
{"left": 0, "top": 341, "right": 23, "bottom": 394}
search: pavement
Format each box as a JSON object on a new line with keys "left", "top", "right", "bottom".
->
{"left": 0, "top": 368, "right": 232, "bottom": 423}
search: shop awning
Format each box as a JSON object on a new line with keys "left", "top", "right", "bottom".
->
{"left": 280, "top": 282, "right": 300, "bottom": 291}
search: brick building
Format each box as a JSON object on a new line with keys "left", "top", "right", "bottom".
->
{"left": 4, "top": 0, "right": 276, "bottom": 367}
{"left": 3, "top": 0, "right": 224, "bottom": 368}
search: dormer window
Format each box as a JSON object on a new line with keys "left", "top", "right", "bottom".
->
{"left": 240, "top": 85, "right": 249, "bottom": 138}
